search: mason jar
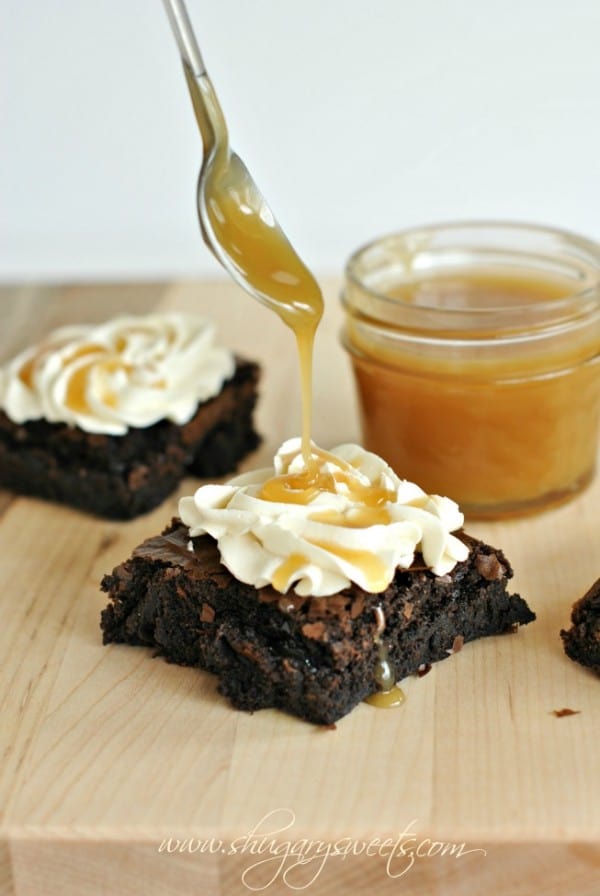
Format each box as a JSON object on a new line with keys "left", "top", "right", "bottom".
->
{"left": 341, "top": 221, "right": 600, "bottom": 518}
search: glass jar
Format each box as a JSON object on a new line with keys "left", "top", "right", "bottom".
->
{"left": 341, "top": 222, "right": 600, "bottom": 518}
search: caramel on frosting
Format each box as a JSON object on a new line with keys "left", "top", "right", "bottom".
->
{"left": 0, "top": 313, "right": 234, "bottom": 435}
{"left": 179, "top": 438, "right": 469, "bottom": 597}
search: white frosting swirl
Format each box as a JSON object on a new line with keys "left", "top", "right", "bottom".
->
{"left": 179, "top": 438, "right": 469, "bottom": 596}
{"left": 0, "top": 313, "right": 235, "bottom": 435}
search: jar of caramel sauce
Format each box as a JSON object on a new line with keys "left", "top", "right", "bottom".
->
{"left": 341, "top": 222, "right": 600, "bottom": 518}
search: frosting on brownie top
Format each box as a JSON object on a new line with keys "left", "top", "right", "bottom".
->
{"left": 0, "top": 313, "right": 235, "bottom": 435}
{"left": 179, "top": 438, "right": 469, "bottom": 596}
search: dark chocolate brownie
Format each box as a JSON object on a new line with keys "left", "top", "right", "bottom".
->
{"left": 100, "top": 520, "right": 535, "bottom": 725}
{"left": 0, "top": 359, "right": 260, "bottom": 519}
{"left": 561, "top": 578, "right": 600, "bottom": 674}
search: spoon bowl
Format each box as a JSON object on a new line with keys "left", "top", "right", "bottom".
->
{"left": 198, "top": 150, "right": 323, "bottom": 328}
{"left": 163, "top": 0, "right": 322, "bottom": 331}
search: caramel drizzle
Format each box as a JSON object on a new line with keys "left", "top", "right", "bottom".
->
{"left": 272, "top": 553, "right": 309, "bottom": 593}
{"left": 260, "top": 446, "right": 398, "bottom": 593}
{"left": 20, "top": 337, "right": 168, "bottom": 416}
{"left": 259, "top": 445, "right": 396, "bottom": 510}
{"left": 364, "top": 606, "right": 406, "bottom": 709}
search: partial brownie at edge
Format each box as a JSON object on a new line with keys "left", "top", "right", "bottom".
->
{"left": 100, "top": 520, "right": 536, "bottom": 725}
{"left": 561, "top": 579, "right": 600, "bottom": 674}
{"left": 0, "top": 359, "right": 260, "bottom": 519}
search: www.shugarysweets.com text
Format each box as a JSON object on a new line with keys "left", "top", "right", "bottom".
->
{"left": 157, "top": 808, "right": 487, "bottom": 890}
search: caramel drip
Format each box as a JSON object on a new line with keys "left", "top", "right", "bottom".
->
{"left": 179, "top": 60, "right": 407, "bottom": 706}
{"left": 365, "top": 686, "right": 406, "bottom": 709}
{"left": 272, "top": 552, "right": 309, "bottom": 593}
{"left": 114, "top": 328, "right": 161, "bottom": 354}
{"left": 308, "top": 507, "right": 392, "bottom": 527}
{"left": 64, "top": 344, "right": 105, "bottom": 364}
{"left": 364, "top": 607, "right": 406, "bottom": 710}
{"left": 184, "top": 67, "right": 323, "bottom": 462}
{"left": 63, "top": 350, "right": 138, "bottom": 414}
{"left": 18, "top": 341, "right": 104, "bottom": 391}
{"left": 259, "top": 446, "right": 396, "bottom": 510}
{"left": 63, "top": 345, "right": 108, "bottom": 413}
{"left": 64, "top": 360, "right": 95, "bottom": 413}
{"left": 296, "top": 326, "right": 317, "bottom": 463}
{"left": 18, "top": 356, "right": 39, "bottom": 389}
{"left": 307, "top": 540, "right": 389, "bottom": 593}
{"left": 259, "top": 461, "right": 337, "bottom": 506}
{"left": 206, "top": 180, "right": 320, "bottom": 461}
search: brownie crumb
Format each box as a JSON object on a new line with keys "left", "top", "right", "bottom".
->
{"left": 447, "top": 634, "right": 465, "bottom": 655}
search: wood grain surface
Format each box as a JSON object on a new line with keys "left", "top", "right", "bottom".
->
{"left": 0, "top": 280, "right": 599, "bottom": 896}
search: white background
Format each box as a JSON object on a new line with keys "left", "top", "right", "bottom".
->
{"left": 1, "top": 0, "right": 600, "bottom": 282}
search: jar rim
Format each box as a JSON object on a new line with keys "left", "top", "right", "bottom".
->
{"left": 345, "top": 220, "right": 600, "bottom": 321}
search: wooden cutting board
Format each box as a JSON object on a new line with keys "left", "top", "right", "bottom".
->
{"left": 1, "top": 281, "right": 599, "bottom": 896}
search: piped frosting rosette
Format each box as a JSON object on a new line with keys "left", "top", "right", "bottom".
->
{"left": 0, "top": 313, "right": 234, "bottom": 435}
{"left": 180, "top": 438, "right": 469, "bottom": 596}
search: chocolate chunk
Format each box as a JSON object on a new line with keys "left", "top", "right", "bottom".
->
{"left": 475, "top": 553, "right": 506, "bottom": 581}
{"left": 200, "top": 603, "right": 215, "bottom": 623}
{"left": 301, "top": 622, "right": 326, "bottom": 640}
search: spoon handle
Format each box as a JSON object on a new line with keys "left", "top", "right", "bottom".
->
{"left": 162, "top": 0, "right": 206, "bottom": 76}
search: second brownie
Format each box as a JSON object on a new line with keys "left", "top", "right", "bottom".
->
{"left": 0, "top": 359, "right": 260, "bottom": 519}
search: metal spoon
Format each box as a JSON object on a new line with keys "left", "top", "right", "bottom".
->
{"left": 161, "top": 0, "right": 323, "bottom": 331}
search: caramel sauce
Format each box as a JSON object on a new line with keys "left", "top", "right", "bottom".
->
{"left": 185, "top": 66, "right": 322, "bottom": 462}
{"left": 272, "top": 553, "right": 309, "bottom": 593}
{"left": 307, "top": 540, "right": 389, "bottom": 593}
{"left": 365, "top": 686, "right": 406, "bottom": 709}
{"left": 18, "top": 341, "right": 103, "bottom": 391}
{"left": 18, "top": 355, "right": 41, "bottom": 389}
{"left": 64, "top": 360, "right": 97, "bottom": 414}
{"left": 308, "top": 507, "right": 392, "bottom": 527}
{"left": 57, "top": 345, "right": 110, "bottom": 414}
{"left": 390, "top": 269, "right": 571, "bottom": 313}
{"left": 65, "top": 350, "right": 137, "bottom": 415}
{"left": 20, "top": 339, "right": 152, "bottom": 416}
{"left": 258, "top": 445, "right": 396, "bottom": 509}
{"left": 114, "top": 327, "right": 166, "bottom": 354}
{"left": 365, "top": 608, "right": 405, "bottom": 708}
{"left": 181, "top": 62, "right": 408, "bottom": 709}
{"left": 349, "top": 269, "right": 600, "bottom": 515}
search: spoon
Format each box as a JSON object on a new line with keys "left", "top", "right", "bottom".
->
{"left": 161, "top": 0, "right": 323, "bottom": 333}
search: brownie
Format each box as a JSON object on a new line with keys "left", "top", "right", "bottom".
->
{"left": 561, "top": 578, "right": 600, "bottom": 674}
{"left": 100, "top": 520, "right": 535, "bottom": 725}
{"left": 0, "top": 359, "right": 260, "bottom": 519}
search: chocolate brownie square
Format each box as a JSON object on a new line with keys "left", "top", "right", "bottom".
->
{"left": 100, "top": 521, "right": 535, "bottom": 725}
{"left": 0, "top": 359, "right": 260, "bottom": 519}
{"left": 0, "top": 313, "right": 261, "bottom": 518}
